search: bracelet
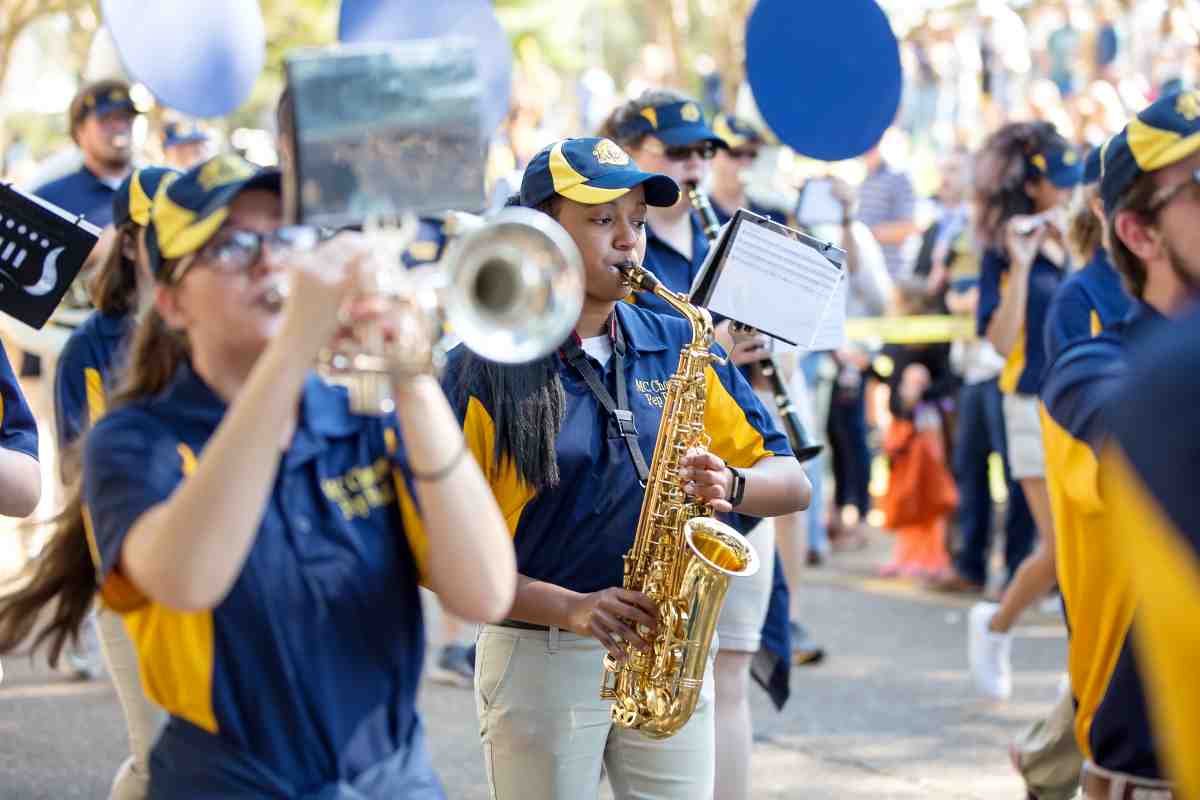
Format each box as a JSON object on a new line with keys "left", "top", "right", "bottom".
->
{"left": 409, "top": 438, "right": 468, "bottom": 482}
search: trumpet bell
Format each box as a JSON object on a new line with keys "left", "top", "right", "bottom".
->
{"left": 443, "top": 206, "right": 584, "bottom": 364}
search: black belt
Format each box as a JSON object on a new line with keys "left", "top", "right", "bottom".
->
{"left": 495, "top": 619, "right": 551, "bottom": 632}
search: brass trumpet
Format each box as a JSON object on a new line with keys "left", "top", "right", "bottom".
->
{"left": 274, "top": 208, "right": 585, "bottom": 414}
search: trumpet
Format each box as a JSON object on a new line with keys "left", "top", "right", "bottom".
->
{"left": 276, "top": 207, "right": 585, "bottom": 414}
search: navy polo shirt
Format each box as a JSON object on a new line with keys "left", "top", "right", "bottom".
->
{"left": 444, "top": 301, "right": 791, "bottom": 594}
{"left": 977, "top": 248, "right": 1065, "bottom": 395}
{"left": 1099, "top": 305, "right": 1200, "bottom": 785}
{"left": 1040, "top": 300, "right": 1164, "bottom": 767}
{"left": 54, "top": 310, "right": 132, "bottom": 448}
{"left": 1043, "top": 248, "right": 1131, "bottom": 363}
{"left": 33, "top": 165, "right": 122, "bottom": 227}
{"left": 638, "top": 211, "right": 710, "bottom": 319}
{"left": 0, "top": 340, "right": 38, "bottom": 460}
{"left": 82, "top": 364, "right": 435, "bottom": 794}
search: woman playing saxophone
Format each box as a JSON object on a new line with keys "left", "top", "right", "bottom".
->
{"left": 442, "top": 137, "right": 810, "bottom": 800}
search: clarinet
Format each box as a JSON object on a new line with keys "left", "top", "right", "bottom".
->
{"left": 685, "top": 182, "right": 823, "bottom": 463}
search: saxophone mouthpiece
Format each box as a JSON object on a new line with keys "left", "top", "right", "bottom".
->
{"left": 618, "top": 261, "right": 659, "bottom": 291}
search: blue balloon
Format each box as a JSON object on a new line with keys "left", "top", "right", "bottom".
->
{"left": 746, "top": 0, "right": 902, "bottom": 161}
{"left": 101, "top": 0, "right": 265, "bottom": 118}
{"left": 338, "top": 0, "right": 513, "bottom": 136}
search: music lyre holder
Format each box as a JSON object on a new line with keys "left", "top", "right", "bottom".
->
{"left": 0, "top": 183, "right": 100, "bottom": 329}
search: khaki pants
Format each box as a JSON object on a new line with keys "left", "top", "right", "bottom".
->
{"left": 95, "top": 608, "right": 166, "bottom": 800}
{"left": 475, "top": 624, "right": 715, "bottom": 800}
{"left": 1013, "top": 677, "right": 1083, "bottom": 800}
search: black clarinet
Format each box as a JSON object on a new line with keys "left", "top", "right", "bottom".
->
{"left": 685, "top": 182, "right": 823, "bottom": 463}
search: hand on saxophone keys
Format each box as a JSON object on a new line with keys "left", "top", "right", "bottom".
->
{"left": 679, "top": 447, "right": 734, "bottom": 513}
{"left": 565, "top": 587, "right": 659, "bottom": 662}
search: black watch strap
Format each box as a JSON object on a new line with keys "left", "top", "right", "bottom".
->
{"left": 727, "top": 465, "right": 746, "bottom": 508}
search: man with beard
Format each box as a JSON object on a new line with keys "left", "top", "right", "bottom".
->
{"left": 35, "top": 80, "right": 138, "bottom": 228}
{"left": 1037, "top": 90, "right": 1200, "bottom": 799}
{"left": 23, "top": 81, "right": 138, "bottom": 374}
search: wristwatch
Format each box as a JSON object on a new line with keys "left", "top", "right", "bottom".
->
{"left": 726, "top": 465, "right": 746, "bottom": 508}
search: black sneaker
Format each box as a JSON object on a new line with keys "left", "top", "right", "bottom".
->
{"left": 429, "top": 643, "right": 474, "bottom": 688}
{"left": 790, "top": 621, "right": 826, "bottom": 666}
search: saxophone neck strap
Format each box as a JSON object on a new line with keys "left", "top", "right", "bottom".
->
{"left": 561, "top": 320, "right": 650, "bottom": 485}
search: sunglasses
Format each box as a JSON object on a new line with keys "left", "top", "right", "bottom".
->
{"left": 658, "top": 142, "right": 718, "bottom": 162}
{"left": 727, "top": 148, "right": 760, "bottom": 161}
{"left": 174, "top": 225, "right": 329, "bottom": 283}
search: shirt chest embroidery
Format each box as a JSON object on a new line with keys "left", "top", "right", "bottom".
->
{"left": 320, "top": 456, "right": 395, "bottom": 520}
{"left": 634, "top": 376, "right": 669, "bottom": 409}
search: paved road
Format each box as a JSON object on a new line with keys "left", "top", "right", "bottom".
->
{"left": 0, "top": 529, "right": 1067, "bottom": 799}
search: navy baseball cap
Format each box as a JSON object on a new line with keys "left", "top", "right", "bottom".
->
{"left": 1027, "top": 139, "right": 1083, "bottom": 189}
{"left": 162, "top": 121, "right": 209, "bottom": 149}
{"left": 112, "top": 166, "right": 182, "bottom": 229}
{"left": 519, "top": 138, "right": 680, "bottom": 209}
{"left": 1101, "top": 90, "right": 1200, "bottom": 215}
{"left": 614, "top": 100, "right": 728, "bottom": 149}
{"left": 146, "top": 154, "right": 282, "bottom": 278}
{"left": 711, "top": 114, "right": 764, "bottom": 149}
{"left": 70, "top": 81, "right": 138, "bottom": 130}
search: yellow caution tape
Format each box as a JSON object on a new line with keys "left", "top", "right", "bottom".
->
{"left": 844, "top": 315, "right": 976, "bottom": 345}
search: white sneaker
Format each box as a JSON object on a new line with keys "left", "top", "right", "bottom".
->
{"left": 968, "top": 602, "right": 1012, "bottom": 700}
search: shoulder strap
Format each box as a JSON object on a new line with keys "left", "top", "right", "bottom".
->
{"left": 561, "top": 324, "right": 649, "bottom": 484}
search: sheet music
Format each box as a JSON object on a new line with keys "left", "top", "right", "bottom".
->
{"left": 706, "top": 218, "right": 843, "bottom": 347}
{"left": 808, "top": 271, "right": 846, "bottom": 350}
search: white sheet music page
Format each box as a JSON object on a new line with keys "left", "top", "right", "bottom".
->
{"left": 706, "top": 218, "right": 843, "bottom": 347}
{"left": 808, "top": 271, "right": 847, "bottom": 350}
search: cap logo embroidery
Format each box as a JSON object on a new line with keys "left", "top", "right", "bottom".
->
{"left": 197, "top": 157, "right": 254, "bottom": 193}
{"left": 639, "top": 107, "right": 658, "bottom": 129}
{"left": 1176, "top": 91, "right": 1200, "bottom": 121}
{"left": 593, "top": 139, "right": 631, "bottom": 166}
{"left": 1063, "top": 150, "right": 1078, "bottom": 165}
{"left": 108, "top": 90, "right": 127, "bottom": 103}
{"left": 681, "top": 103, "right": 701, "bottom": 122}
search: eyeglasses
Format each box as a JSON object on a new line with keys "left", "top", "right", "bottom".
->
{"left": 173, "top": 225, "right": 329, "bottom": 283}
{"left": 1148, "top": 168, "right": 1200, "bottom": 216}
{"left": 647, "top": 141, "right": 718, "bottom": 162}
{"left": 727, "top": 148, "right": 760, "bottom": 161}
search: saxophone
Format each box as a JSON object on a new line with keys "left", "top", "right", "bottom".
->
{"left": 599, "top": 262, "right": 760, "bottom": 739}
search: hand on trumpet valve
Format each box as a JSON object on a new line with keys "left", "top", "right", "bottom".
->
{"left": 277, "top": 232, "right": 371, "bottom": 357}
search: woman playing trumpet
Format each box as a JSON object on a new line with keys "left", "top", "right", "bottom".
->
{"left": 445, "top": 137, "right": 811, "bottom": 800}
{"left": 0, "top": 155, "right": 516, "bottom": 798}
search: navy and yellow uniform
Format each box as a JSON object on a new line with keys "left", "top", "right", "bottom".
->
{"left": 54, "top": 167, "right": 181, "bottom": 450}
{"left": 444, "top": 301, "right": 791, "bottom": 591}
{"left": 0, "top": 339, "right": 39, "bottom": 460}
{"left": 1099, "top": 305, "right": 1200, "bottom": 796}
{"left": 1039, "top": 301, "right": 1164, "bottom": 770}
{"left": 54, "top": 311, "right": 132, "bottom": 448}
{"left": 1043, "top": 248, "right": 1130, "bottom": 362}
{"left": 81, "top": 365, "right": 441, "bottom": 797}
{"left": 977, "top": 248, "right": 1064, "bottom": 395}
